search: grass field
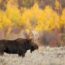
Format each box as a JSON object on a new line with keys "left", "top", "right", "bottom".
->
{"left": 0, "top": 47, "right": 65, "bottom": 65}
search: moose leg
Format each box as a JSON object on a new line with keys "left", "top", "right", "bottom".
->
{"left": 0, "top": 48, "right": 4, "bottom": 55}
{"left": 18, "top": 48, "right": 26, "bottom": 57}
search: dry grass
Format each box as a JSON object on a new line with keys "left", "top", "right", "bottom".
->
{"left": 0, "top": 47, "right": 65, "bottom": 65}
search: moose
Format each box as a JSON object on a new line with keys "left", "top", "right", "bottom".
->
{"left": 0, "top": 38, "right": 38, "bottom": 57}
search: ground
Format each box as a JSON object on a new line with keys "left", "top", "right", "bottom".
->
{"left": 0, "top": 47, "right": 65, "bottom": 65}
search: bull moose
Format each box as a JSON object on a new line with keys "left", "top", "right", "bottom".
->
{"left": 0, "top": 38, "right": 38, "bottom": 57}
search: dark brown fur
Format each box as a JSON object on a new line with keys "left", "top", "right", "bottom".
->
{"left": 0, "top": 38, "right": 38, "bottom": 57}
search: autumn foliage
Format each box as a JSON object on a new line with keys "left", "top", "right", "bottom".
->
{"left": 0, "top": 0, "right": 65, "bottom": 46}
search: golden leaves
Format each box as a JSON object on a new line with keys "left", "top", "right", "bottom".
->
{"left": 55, "top": 0, "right": 60, "bottom": 10}
{"left": 0, "top": 1, "right": 65, "bottom": 33}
